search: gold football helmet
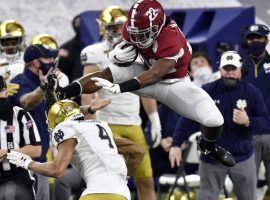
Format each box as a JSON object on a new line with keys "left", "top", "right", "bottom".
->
{"left": 30, "top": 34, "right": 58, "bottom": 49}
{"left": 97, "top": 6, "right": 127, "bottom": 43}
{"left": 0, "top": 20, "right": 25, "bottom": 58}
{"left": 47, "top": 100, "right": 84, "bottom": 130}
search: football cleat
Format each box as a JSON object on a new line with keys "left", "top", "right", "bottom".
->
{"left": 197, "top": 136, "right": 236, "bottom": 167}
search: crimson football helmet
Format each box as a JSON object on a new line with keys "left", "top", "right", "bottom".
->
{"left": 126, "top": 0, "right": 165, "bottom": 49}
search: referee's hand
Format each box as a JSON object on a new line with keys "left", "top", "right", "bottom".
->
{"left": 7, "top": 151, "right": 33, "bottom": 169}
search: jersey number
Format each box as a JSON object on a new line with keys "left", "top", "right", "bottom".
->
{"left": 96, "top": 124, "right": 114, "bottom": 149}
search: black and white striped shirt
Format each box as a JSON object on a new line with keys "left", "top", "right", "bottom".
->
{"left": 0, "top": 106, "right": 41, "bottom": 178}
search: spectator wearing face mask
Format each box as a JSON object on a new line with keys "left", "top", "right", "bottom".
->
{"left": 241, "top": 24, "right": 270, "bottom": 194}
{"left": 188, "top": 52, "right": 220, "bottom": 87}
{"left": 169, "top": 51, "right": 270, "bottom": 200}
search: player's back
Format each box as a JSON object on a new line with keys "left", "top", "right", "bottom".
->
{"left": 52, "top": 120, "right": 130, "bottom": 199}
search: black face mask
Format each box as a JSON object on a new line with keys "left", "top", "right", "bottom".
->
{"left": 222, "top": 77, "right": 240, "bottom": 89}
{"left": 0, "top": 98, "right": 13, "bottom": 121}
{"left": 247, "top": 41, "right": 266, "bottom": 57}
{"left": 39, "top": 61, "right": 55, "bottom": 75}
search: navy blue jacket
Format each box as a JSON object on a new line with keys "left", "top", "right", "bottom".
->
{"left": 9, "top": 69, "right": 50, "bottom": 163}
{"left": 173, "top": 79, "right": 270, "bottom": 163}
{"left": 243, "top": 52, "right": 270, "bottom": 132}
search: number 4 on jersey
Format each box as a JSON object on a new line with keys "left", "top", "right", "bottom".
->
{"left": 96, "top": 124, "right": 114, "bottom": 149}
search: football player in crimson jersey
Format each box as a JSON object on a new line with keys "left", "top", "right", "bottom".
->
{"left": 49, "top": 0, "right": 236, "bottom": 167}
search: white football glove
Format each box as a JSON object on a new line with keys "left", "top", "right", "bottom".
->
{"left": 108, "top": 41, "right": 137, "bottom": 64}
{"left": 91, "top": 77, "right": 121, "bottom": 94}
{"left": 148, "top": 111, "right": 162, "bottom": 148}
{"left": 7, "top": 151, "right": 32, "bottom": 170}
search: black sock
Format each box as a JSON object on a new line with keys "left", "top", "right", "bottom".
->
{"left": 201, "top": 137, "right": 215, "bottom": 151}
{"left": 57, "top": 81, "right": 82, "bottom": 99}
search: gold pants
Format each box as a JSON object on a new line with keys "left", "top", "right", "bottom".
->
{"left": 80, "top": 193, "right": 127, "bottom": 200}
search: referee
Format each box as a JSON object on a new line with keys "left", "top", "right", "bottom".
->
{"left": 0, "top": 75, "right": 41, "bottom": 200}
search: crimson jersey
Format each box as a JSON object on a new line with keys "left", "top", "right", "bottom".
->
{"left": 122, "top": 19, "right": 192, "bottom": 79}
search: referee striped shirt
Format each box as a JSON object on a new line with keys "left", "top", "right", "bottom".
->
{"left": 0, "top": 106, "right": 41, "bottom": 177}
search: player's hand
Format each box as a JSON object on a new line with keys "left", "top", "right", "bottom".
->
{"left": 39, "top": 67, "right": 54, "bottom": 90}
{"left": 7, "top": 83, "right": 20, "bottom": 96}
{"left": 89, "top": 94, "right": 111, "bottom": 112}
{"left": 108, "top": 41, "right": 137, "bottom": 64}
{"left": 233, "top": 108, "right": 250, "bottom": 126}
{"left": 7, "top": 151, "right": 33, "bottom": 169}
{"left": 169, "top": 146, "right": 182, "bottom": 168}
{"left": 160, "top": 137, "right": 172, "bottom": 152}
{"left": 151, "top": 123, "right": 162, "bottom": 148}
{"left": 148, "top": 111, "right": 162, "bottom": 148}
{"left": 91, "top": 77, "right": 121, "bottom": 94}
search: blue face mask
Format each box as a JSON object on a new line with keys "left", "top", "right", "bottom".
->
{"left": 247, "top": 41, "right": 266, "bottom": 57}
{"left": 39, "top": 61, "right": 55, "bottom": 75}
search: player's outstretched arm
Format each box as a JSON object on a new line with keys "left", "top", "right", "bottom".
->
{"left": 8, "top": 139, "right": 77, "bottom": 178}
{"left": 114, "top": 137, "right": 145, "bottom": 176}
{"left": 136, "top": 58, "right": 176, "bottom": 87}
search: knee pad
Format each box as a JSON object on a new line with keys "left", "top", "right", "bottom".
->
{"left": 202, "top": 109, "right": 224, "bottom": 127}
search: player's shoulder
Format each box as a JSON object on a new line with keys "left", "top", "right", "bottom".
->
{"left": 155, "top": 19, "right": 186, "bottom": 56}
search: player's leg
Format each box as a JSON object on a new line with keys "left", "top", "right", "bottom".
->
{"left": 80, "top": 193, "right": 128, "bottom": 200}
{"left": 134, "top": 77, "right": 235, "bottom": 167}
{"left": 109, "top": 124, "right": 156, "bottom": 200}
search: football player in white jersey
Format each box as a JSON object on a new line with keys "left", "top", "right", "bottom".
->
{"left": 7, "top": 99, "right": 145, "bottom": 200}
{"left": 0, "top": 20, "right": 25, "bottom": 82}
{"left": 80, "top": 6, "right": 160, "bottom": 200}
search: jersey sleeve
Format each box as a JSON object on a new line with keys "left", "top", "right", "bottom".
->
{"left": 52, "top": 122, "right": 79, "bottom": 148}
{"left": 80, "top": 45, "right": 100, "bottom": 66}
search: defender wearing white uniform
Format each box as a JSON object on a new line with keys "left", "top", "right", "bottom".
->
{"left": 7, "top": 100, "right": 145, "bottom": 200}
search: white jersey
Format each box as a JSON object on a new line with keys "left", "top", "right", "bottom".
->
{"left": 52, "top": 120, "right": 130, "bottom": 199}
{"left": 81, "top": 41, "right": 141, "bottom": 125}
{"left": 0, "top": 55, "right": 24, "bottom": 82}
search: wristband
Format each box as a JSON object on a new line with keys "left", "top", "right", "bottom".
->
{"left": 87, "top": 106, "right": 96, "bottom": 114}
{"left": 148, "top": 111, "right": 161, "bottom": 127}
{"left": 119, "top": 77, "right": 140, "bottom": 92}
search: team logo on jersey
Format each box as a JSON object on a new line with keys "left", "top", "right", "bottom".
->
{"left": 263, "top": 63, "right": 270, "bottom": 74}
{"left": 236, "top": 99, "right": 247, "bottom": 109}
{"left": 54, "top": 129, "right": 64, "bottom": 143}
{"left": 213, "top": 99, "right": 220, "bottom": 104}
{"left": 146, "top": 8, "right": 158, "bottom": 22}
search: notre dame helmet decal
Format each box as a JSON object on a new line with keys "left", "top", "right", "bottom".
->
{"left": 47, "top": 100, "right": 84, "bottom": 130}
{"left": 30, "top": 34, "right": 58, "bottom": 49}
{"left": 97, "top": 6, "right": 127, "bottom": 43}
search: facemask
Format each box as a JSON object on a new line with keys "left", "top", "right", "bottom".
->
{"left": 247, "top": 41, "right": 266, "bottom": 57}
{"left": 0, "top": 98, "right": 13, "bottom": 121}
{"left": 222, "top": 77, "right": 240, "bottom": 89}
{"left": 39, "top": 61, "right": 55, "bottom": 75}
